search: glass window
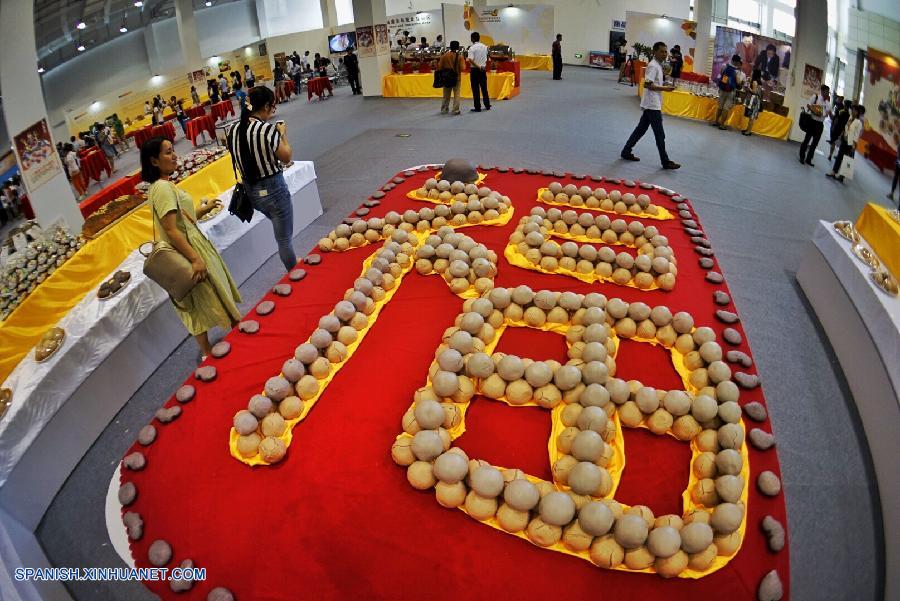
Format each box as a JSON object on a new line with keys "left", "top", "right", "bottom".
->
{"left": 728, "top": 0, "right": 762, "bottom": 26}
{"left": 772, "top": 9, "right": 795, "bottom": 36}
{"left": 335, "top": 0, "right": 354, "bottom": 26}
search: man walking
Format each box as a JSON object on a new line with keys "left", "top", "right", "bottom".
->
{"left": 799, "top": 84, "right": 831, "bottom": 166}
{"left": 345, "top": 47, "right": 362, "bottom": 95}
{"left": 467, "top": 32, "right": 491, "bottom": 112}
{"left": 620, "top": 41, "right": 680, "bottom": 170}
{"left": 552, "top": 34, "right": 563, "bottom": 80}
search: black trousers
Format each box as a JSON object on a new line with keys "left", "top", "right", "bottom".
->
{"left": 622, "top": 109, "right": 669, "bottom": 165}
{"left": 891, "top": 165, "right": 899, "bottom": 195}
{"left": 470, "top": 68, "right": 490, "bottom": 110}
{"left": 348, "top": 70, "right": 361, "bottom": 94}
{"left": 799, "top": 120, "right": 824, "bottom": 163}
{"left": 553, "top": 56, "right": 563, "bottom": 80}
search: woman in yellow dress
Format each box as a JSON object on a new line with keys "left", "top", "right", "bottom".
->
{"left": 140, "top": 136, "right": 242, "bottom": 358}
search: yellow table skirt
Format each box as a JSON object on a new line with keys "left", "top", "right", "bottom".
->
{"left": 517, "top": 54, "right": 553, "bottom": 71}
{"left": 0, "top": 154, "right": 236, "bottom": 383}
{"left": 382, "top": 72, "right": 517, "bottom": 100}
{"left": 638, "top": 83, "right": 792, "bottom": 140}
{"left": 856, "top": 202, "right": 900, "bottom": 279}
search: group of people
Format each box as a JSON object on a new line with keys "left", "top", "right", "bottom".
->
{"left": 436, "top": 32, "right": 492, "bottom": 115}
{"left": 273, "top": 49, "right": 353, "bottom": 101}
{"left": 0, "top": 178, "right": 24, "bottom": 226}
{"left": 395, "top": 31, "right": 445, "bottom": 50}
{"left": 62, "top": 119, "right": 123, "bottom": 198}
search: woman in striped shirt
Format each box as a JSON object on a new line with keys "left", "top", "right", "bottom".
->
{"left": 226, "top": 85, "right": 296, "bottom": 270}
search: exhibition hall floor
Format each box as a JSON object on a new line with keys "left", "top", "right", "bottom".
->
{"left": 39, "top": 68, "right": 886, "bottom": 600}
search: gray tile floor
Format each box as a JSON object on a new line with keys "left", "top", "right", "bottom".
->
{"left": 37, "top": 68, "right": 889, "bottom": 601}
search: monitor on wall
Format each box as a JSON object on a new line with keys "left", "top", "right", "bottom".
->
{"left": 328, "top": 32, "right": 356, "bottom": 53}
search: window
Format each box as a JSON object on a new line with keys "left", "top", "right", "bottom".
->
{"left": 772, "top": 9, "right": 795, "bottom": 37}
{"left": 728, "top": 0, "right": 762, "bottom": 28}
{"left": 335, "top": 0, "right": 354, "bottom": 26}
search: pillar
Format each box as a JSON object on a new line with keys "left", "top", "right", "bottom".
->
{"left": 693, "top": 0, "right": 713, "bottom": 76}
{"left": 352, "top": 0, "right": 392, "bottom": 97}
{"left": 784, "top": 0, "right": 828, "bottom": 141}
{"left": 175, "top": 0, "right": 204, "bottom": 71}
{"left": 0, "top": 0, "right": 83, "bottom": 230}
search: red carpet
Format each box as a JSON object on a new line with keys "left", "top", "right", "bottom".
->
{"left": 121, "top": 167, "right": 789, "bottom": 600}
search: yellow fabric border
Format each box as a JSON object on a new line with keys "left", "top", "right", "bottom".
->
{"left": 432, "top": 172, "right": 487, "bottom": 185}
{"left": 0, "top": 155, "right": 236, "bottom": 384}
{"left": 535, "top": 188, "right": 675, "bottom": 221}
{"left": 855, "top": 202, "right": 900, "bottom": 280}
{"left": 517, "top": 54, "right": 553, "bottom": 71}
{"left": 395, "top": 319, "right": 748, "bottom": 578}
{"left": 382, "top": 72, "right": 516, "bottom": 100}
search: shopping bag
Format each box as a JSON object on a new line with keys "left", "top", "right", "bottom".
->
{"left": 838, "top": 155, "right": 855, "bottom": 181}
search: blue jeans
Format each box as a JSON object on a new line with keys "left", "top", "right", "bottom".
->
{"left": 246, "top": 173, "right": 297, "bottom": 271}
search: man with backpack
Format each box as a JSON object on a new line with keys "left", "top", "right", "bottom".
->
{"left": 711, "top": 54, "right": 743, "bottom": 130}
{"left": 438, "top": 41, "right": 464, "bottom": 115}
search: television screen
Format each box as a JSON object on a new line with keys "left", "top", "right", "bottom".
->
{"left": 328, "top": 32, "right": 356, "bottom": 53}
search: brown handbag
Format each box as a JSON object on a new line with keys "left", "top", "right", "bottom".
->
{"left": 141, "top": 193, "right": 199, "bottom": 301}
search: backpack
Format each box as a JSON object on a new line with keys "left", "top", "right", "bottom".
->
{"left": 718, "top": 65, "right": 737, "bottom": 92}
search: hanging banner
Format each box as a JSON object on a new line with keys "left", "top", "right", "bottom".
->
{"left": 860, "top": 47, "right": 900, "bottom": 172}
{"left": 12, "top": 119, "right": 63, "bottom": 195}
{"left": 375, "top": 24, "right": 391, "bottom": 55}
{"left": 356, "top": 25, "right": 375, "bottom": 58}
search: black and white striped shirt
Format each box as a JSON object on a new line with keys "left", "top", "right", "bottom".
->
{"left": 226, "top": 118, "right": 282, "bottom": 182}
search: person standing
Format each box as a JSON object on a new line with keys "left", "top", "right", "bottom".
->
{"left": 438, "top": 41, "right": 464, "bottom": 115}
{"left": 799, "top": 84, "right": 831, "bottom": 166}
{"left": 826, "top": 104, "right": 864, "bottom": 182}
{"left": 344, "top": 47, "right": 362, "bottom": 95}
{"left": 191, "top": 85, "right": 202, "bottom": 107}
{"left": 615, "top": 39, "right": 628, "bottom": 81}
{"left": 620, "top": 42, "right": 680, "bottom": 170}
{"left": 208, "top": 79, "right": 221, "bottom": 104}
{"left": 244, "top": 65, "right": 255, "bottom": 89}
{"left": 889, "top": 142, "right": 900, "bottom": 203}
{"left": 300, "top": 51, "right": 310, "bottom": 72}
{"left": 552, "top": 34, "right": 563, "bottom": 80}
{"left": 741, "top": 72, "right": 763, "bottom": 136}
{"left": 273, "top": 64, "right": 287, "bottom": 103}
{"left": 828, "top": 99, "right": 851, "bottom": 160}
{"left": 64, "top": 143, "right": 87, "bottom": 198}
{"left": 433, "top": 35, "right": 444, "bottom": 49}
{"left": 670, "top": 45, "right": 683, "bottom": 79}
{"left": 141, "top": 137, "right": 241, "bottom": 359}
{"left": 712, "top": 54, "right": 742, "bottom": 130}
{"left": 171, "top": 96, "right": 189, "bottom": 136}
{"left": 467, "top": 32, "right": 491, "bottom": 113}
{"left": 226, "top": 86, "right": 297, "bottom": 272}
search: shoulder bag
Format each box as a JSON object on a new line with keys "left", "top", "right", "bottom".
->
{"left": 227, "top": 127, "right": 255, "bottom": 223}
{"left": 141, "top": 189, "right": 199, "bottom": 301}
{"left": 799, "top": 94, "right": 818, "bottom": 133}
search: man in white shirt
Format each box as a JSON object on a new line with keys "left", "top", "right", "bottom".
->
{"left": 827, "top": 104, "right": 864, "bottom": 182}
{"left": 467, "top": 32, "right": 491, "bottom": 112}
{"left": 799, "top": 84, "right": 831, "bottom": 166}
{"left": 621, "top": 41, "right": 680, "bottom": 169}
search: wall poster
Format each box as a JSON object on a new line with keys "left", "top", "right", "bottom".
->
{"left": 356, "top": 25, "right": 376, "bottom": 58}
{"left": 12, "top": 119, "right": 62, "bottom": 194}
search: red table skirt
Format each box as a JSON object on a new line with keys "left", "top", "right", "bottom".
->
{"left": 211, "top": 100, "right": 236, "bottom": 121}
{"left": 80, "top": 150, "right": 112, "bottom": 184}
{"left": 307, "top": 77, "right": 333, "bottom": 100}
{"left": 284, "top": 81, "right": 296, "bottom": 96}
{"left": 133, "top": 122, "right": 176, "bottom": 149}
{"left": 495, "top": 60, "right": 522, "bottom": 87}
{"left": 186, "top": 106, "right": 206, "bottom": 119}
{"left": 186, "top": 115, "right": 217, "bottom": 147}
{"left": 679, "top": 71, "right": 710, "bottom": 84}
{"left": 18, "top": 195, "right": 35, "bottom": 220}
{"left": 78, "top": 172, "right": 142, "bottom": 218}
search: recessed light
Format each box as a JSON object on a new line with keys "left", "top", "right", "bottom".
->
{"left": 76, "top": 21, "right": 86, "bottom": 30}
{"left": 77, "top": 45, "right": 86, "bottom": 51}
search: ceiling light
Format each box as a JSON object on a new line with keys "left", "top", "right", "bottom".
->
{"left": 134, "top": 1, "right": 143, "bottom": 6}
{"left": 77, "top": 45, "right": 86, "bottom": 51}
{"left": 76, "top": 21, "right": 86, "bottom": 30}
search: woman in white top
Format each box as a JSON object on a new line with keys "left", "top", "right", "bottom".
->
{"left": 827, "top": 104, "right": 865, "bottom": 183}
{"left": 63, "top": 143, "right": 87, "bottom": 198}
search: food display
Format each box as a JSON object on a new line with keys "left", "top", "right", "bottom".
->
{"left": 0, "top": 388, "right": 11, "bottom": 421}
{"left": 832, "top": 220, "right": 898, "bottom": 296}
{"left": 34, "top": 327, "right": 66, "bottom": 363}
{"left": 198, "top": 200, "right": 225, "bottom": 222}
{"left": 81, "top": 195, "right": 147, "bottom": 240}
{"left": 97, "top": 271, "right": 132, "bottom": 300}
{"left": 1, "top": 225, "right": 85, "bottom": 320}
{"left": 538, "top": 182, "right": 671, "bottom": 219}
{"left": 488, "top": 44, "right": 515, "bottom": 62}
{"left": 170, "top": 146, "right": 227, "bottom": 183}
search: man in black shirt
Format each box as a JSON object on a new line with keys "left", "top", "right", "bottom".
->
{"left": 344, "top": 47, "right": 362, "bottom": 95}
{"left": 753, "top": 44, "right": 780, "bottom": 82}
{"left": 552, "top": 34, "right": 563, "bottom": 80}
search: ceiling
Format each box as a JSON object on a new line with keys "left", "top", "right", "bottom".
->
{"left": 34, "top": 0, "right": 244, "bottom": 72}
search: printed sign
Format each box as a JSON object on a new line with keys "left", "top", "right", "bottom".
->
{"left": 375, "top": 24, "right": 390, "bottom": 55}
{"left": 12, "top": 119, "right": 62, "bottom": 195}
{"left": 356, "top": 25, "right": 376, "bottom": 58}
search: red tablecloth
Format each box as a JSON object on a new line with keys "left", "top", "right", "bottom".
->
{"left": 185, "top": 115, "right": 217, "bottom": 147}
{"left": 79, "top": 150, "right": 112, "bottom": 184}
{"left": 284, "top": 80, "right": 296, "bottom": 97}
{"left": 307, "top": 77, "right": 333, "bottom": 100}
{"left": 133, "top": 122, "right": 176, "bottom": 149}
{"left": 679, "top": 71, "right": 710, "bottom": 84}
{"left": 495, "top": 60, "right": 522, "bottom": 87}
{"left": 186, "top": 106, "right": 206, "bottom": 119}
{"left": 18, "top": 195, "right": 35, "bottom": 220}
{"left": 211, "top": 100, "right": 236, "bottom": 121}
{"left": 78, "top": 172, "right": 142, "bottom": 218}
{"left": 120, "top": 167, "right": 790, "bottom": 601}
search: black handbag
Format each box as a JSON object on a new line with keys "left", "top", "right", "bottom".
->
{"left": 227, "top": 145, "right": 254, "bottom": 223}
{"left": 432, "top": 69, "right": 445, "bottom": 88}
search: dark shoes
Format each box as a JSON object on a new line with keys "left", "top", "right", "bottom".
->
{"left": 620, "top": 153, "right": 640, "bottom": 161}
{"left": 805, "top": 160, "right": 814, "bottom": 166}
{"left": 662, "top": 161, "right": 681, "bottom": 170}
{"left": 718, "top": 125, "right": 728, "bottom": 130}
{"left": 470, "top": 108, "right": 481, "bottom": 112}
{"left": 741, "top": 131, "right": 751, "bottom": 136}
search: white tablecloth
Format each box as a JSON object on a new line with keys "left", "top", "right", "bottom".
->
{"left": 0, "top": 161, "right": 319, "bottom": 487}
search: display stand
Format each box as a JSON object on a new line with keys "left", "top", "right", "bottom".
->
{"left": 796, "top": 220, "right": 900, "bottom": 601}
{"left": 0, "top": 162, "right": 323, "bottom": 601}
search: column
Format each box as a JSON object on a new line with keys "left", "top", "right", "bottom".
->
{"left": 0, "top": 0, "right": 83, "bottom": 230}
{"left": 693, "top": 0, "right": 713, "bottom": 75}
{"left": 352, "top": 0, "right": 392, "bottom": 97}
{"left": 175, "top": 0, "right": 203, "bottom": 71}
{"left": 783, "top": 0, "right": 828, "bottom": 141}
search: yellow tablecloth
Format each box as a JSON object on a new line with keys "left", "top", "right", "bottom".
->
{"left": 0, "top": 154, "right": 236, "bottom": 383}
{"left": 382, "top": 72, "right": 518, "bottom": 100}
{"left": 638, "top": 83, "right": 792, "bottom": 140}
{"left": 517, "top": 54, "right": 553, "bottom": 71}
{"left": 856, "top": 202, "right": 900, "bottom": 279}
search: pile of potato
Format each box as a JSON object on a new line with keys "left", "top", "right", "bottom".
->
{"left": 540, "top": 182, "right": 662, "bottom": 217}
{"left": 392, "top": 286, "right": 749, "bottom": 577}
{"left": 414, "top": 227, "right": 498, "bottom": 295}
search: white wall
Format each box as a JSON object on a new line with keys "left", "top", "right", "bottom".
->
{"left": 258, "top": 0, "right": 325, "bottom": 37}
{"left": 197, "top": 1, "right": 262, "bottom": 56}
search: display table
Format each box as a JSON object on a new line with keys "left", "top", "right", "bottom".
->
{"left": 856, "top": 202, "right": 900, "bottom": 279}
{"left": 210, "top": 100, "right": 236, "bottom": 121}
{"left": 307, "top": 76, "right": 333, "bottom": 100}
{"left": 185, "top": 114, "right": 217, "bottom": 147}
{"left": 284, "top": 80, "right": 296, "bottom": 97}
{"left": 0, "top": 155, "right": 238, "bottom": 384}
{"left": 79, "top": 149, "right": 112, "bottom": 184}
{"left": 78, "top": 172, "right": 142, "bottom": 218}
{"left": 186, "top": 105, "right": 206, "bottom": 119}
{"left": 638, "top": 83, "right": 792, "bottom": 140}
{"left": 517, "top": 54, "right": 553, "bottom": 70}
{"left": 797, "top": 221, "right": 900, "bottom": 600}
{"left": 0, "top": 162, "right": 323, "bottom": 601}
{"left": 495, "top": 60, "right": 521, "bottom": 87}
{"left": 132, "top": 122, "right": 177, "bottom": 149}
{"left": 382, "top": 72, "right": 518, "bottom": 100}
